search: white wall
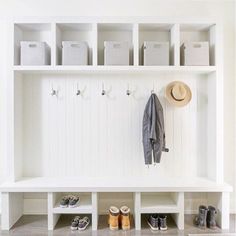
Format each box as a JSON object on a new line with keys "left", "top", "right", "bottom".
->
{"left": 0, "top": 0, "right": 235, "bottom": 212}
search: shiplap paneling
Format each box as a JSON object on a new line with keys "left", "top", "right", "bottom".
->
{"left": 21, "top": 73, "right": 208, "bottom": 179}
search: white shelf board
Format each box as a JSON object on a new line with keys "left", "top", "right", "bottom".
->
{"left": 0, "top": 177, "right": 232, "bottom": 192}
{"left": 141, "top": 195, "right": 179, "bottom": 213}
{"left": 13, "top": 65, "right": 216, "bottom": 75}
{"left": 53, "top": 197, "right": 92, "bottom": 214}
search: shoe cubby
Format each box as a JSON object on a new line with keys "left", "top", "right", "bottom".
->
{"left": 185, "top": 192, "right": 226, "bottom": 229}
{"left": 140, "top": 192, "right": 181, "bottom": 213}
{"left": 48, "top": 192, "right": 98, "bottom": 230}
{"left": 137, "top": 192, "right": 184, "bottom": 230}
{"left": 138, "top": 23, "right": 176, "bottom": 66}
{"left": 55, "top": 23, "right": 94, "bottom": 65}
{"left": 97, "top": 23, "right": 134, "bottom": 65}
{"left": 98, "top": 192, "right": 134, "bottom": 214}
{"left": 1, "top": 192, "right": 48, "bottom": 230}
{"left": 53, "top": 214, "right": 92, "bottom": 231}
{"left": 51, "top": 192, "right": 92, "bottom": 214}
{"left": 14, "top": 23, "right": 52, "bottom": 65}
{"left": 180, "top": 24, "right": 216, "bottom": 66}
{"left": 141, "top": 213, "right": 177, "bottom": 231}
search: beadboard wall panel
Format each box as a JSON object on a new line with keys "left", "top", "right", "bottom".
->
{"left": 21, "top": 73, "right": 208, "bottom": 179}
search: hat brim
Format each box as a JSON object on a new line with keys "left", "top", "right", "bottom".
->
{"left": 166, "top": 81, "right": 192, "bottom": 107}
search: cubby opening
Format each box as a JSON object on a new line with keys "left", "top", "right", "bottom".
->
{"left": 97, "top": 23, "right": 134, "bottom": 65}
{"left": 98, "top": 192, "right": 135, "bottom": 229}
{"left": 2, "top": 192, "right": 48, "bottom": 230}
{"left": 140, "top": 193, "right": 179, "bottom": 213}
{"left": 98, "top": 192, "right": 134, "bottom": 215}
{"left": 53, "top": 214, "right": 92, "bottom": 230}
{"left": 52, "top": 192, "right": 92, "bottom": 214}
{"left": 14, "top": 23, "right": 52, "bottom": 65}
{"left": 180, "top": 24, "right": 216, "bottom": 66}
{"left": 141, "top": 213, "right": 178, "bottom": 230}
{"left": 23, "top": 192, "right": 48, "bottom": 214}
{"left": 56, "top": 23, "right": 93, "bottom": 65}
{"left": 138, "top": 23, "right": 175, "bottom": 66}
{"left": 185, "top": 192, "right": 222, "bottom": 229}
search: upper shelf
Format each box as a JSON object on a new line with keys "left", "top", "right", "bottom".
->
{"left": 13, "top": 65, "right": 216, "bottom": 75}
{"left": 13, "top": 21, "right": 217, "bottom": 67}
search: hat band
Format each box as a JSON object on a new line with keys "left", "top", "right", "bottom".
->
{"left": 171, "top": 90, "right": 185, "bottom": 102}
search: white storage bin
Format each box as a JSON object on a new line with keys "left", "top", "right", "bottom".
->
{"left": 143, "top": 41, "right": 169, "bottom": 66}
{"left": 181, "top": 42, "right": 209, "bottom": 66}
{"left": 20, "top": 41, "right": 50, "bottom": 65}
{"left": 62, "top": 41, "right": 88, "bottom": 65}
{"left": 104, "top": 41, "right": 129, "bottom": 66}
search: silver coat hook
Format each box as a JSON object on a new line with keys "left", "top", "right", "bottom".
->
{"left": 127, "top": 84, "right": 131, "bottom": 96}
{"left": 102, "top": 83, "right": 106, "bottom": 96}
{"left": 76, "top": 90, "right": 81, "bottom": 96}
{"left": 151, "top": 82, "right": 155, "bottom": 94}
{"left": 51, "top": 85, "right": 57, "bottom": 96}
{"left": 76, "top": 83, "right": 81, "bottom": 96}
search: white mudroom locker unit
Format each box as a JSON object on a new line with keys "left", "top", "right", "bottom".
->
{"left": 0, "top": 17, "right": 233, "bottom": 231}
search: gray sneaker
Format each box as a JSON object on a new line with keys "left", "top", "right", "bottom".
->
{"left": 71, "top": 216, "right": 81, "bottom": 231}
{"left": 159, "top": 215, "right": 168, "bottom": 231}
{"left": 60, "top": 195, "right": 71, "bottom": 208}
{"left": 69, "top": 195, "right": 80, "bottom": 208}
{"left": 147, "top": 214, "right": 159, "bottom": 231}
{"left": 78, "top": 216, "right": 90, "bottom": 231}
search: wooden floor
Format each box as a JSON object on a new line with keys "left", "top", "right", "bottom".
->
{"left": 0, "top": 214, "right": 236, "bottom": 236}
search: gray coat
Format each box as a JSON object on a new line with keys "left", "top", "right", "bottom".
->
{"left": 142, "top": 94, "right": 168, "bottom": 165}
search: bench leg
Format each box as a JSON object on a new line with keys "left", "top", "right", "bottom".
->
{"left": 134, "top": 192, "right": 141, "bottom": 230}
{"left": 218, "top": 192, "right": 230, "bottom": 230}
{"left": 92, "top": 192, "right": 98, "bottom": 230}
{"left": 1, "top": 192, "right": 23, "bottom": 230}
{"left": 48, "top": 192, "right": 60, "bottom": 230}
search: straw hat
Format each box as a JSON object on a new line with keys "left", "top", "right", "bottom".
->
{"left": 166, "top": 81, "right": 192, "bottom": 107}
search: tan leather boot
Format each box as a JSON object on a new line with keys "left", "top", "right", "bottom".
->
{"left": 108, "top": 206, "right": 119, "bottom": 230}
{"left": 120, "top": 206, "right": 131, "bottom": 230}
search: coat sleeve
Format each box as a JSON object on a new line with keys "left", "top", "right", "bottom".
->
{"left": 152, "top": 95, "right": 167, "bottom": 163}
{"left": 142, "top": 96, "right": 153, "bottom": 165}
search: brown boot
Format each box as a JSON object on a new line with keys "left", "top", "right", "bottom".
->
{"left": 108, "top": 206, "right": 119, "bottom": 230}
{"left": 120, "top": 206, "right": 131, "bottom": 230}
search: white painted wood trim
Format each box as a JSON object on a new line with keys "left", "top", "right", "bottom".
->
{"left": 133, "top": 23, "right": 139, "bottom": 66}
{"left": 92, "top": 23, "right": 98, "bottom": 66}
{"left": 218, "top": 192, "right": 230, "bottom": 229}
{"left": 134, "top": 192, "right": 141, "bottom": 230}
{"left": 1, "top": 192, "right": 23, "bottom": 230}
{"left": 92, "top": 192, "right": 98, "bottom": 230}
{"left": 171, "top": 23, "right": 180, "bottom": 66}
{"left": 48, "top": 192, "right": 60, "bottom": 230}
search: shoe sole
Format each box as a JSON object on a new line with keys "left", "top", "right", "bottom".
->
{"left": 160, "top": 227, "right": 168, "bottom": 231}
{"left": 68, "top": 205, "right": 78, "bottom": 208}
{"left": 147, "top": 221, "right": 159, "bottom": 231}
{"left": 60, "top": 205, "right": 68, "bottom": 208}
{"left": 71, "top": 226, "right": 78, "bottom": 231}
{"left": 109, "top": 225, "right": 119, "bottom": 230}
{"left": 122, "top": 226, "right": 130, "bottom": 230}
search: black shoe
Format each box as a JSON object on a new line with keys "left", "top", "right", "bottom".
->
{"left": 159, "top": 215, "right": 168, "bottom": 231}
{"left": 147, "top": 214, "right": 159, "bottom": 231}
